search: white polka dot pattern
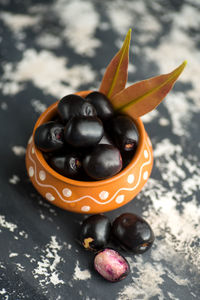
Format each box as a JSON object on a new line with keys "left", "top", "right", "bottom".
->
{"left": 127, "top": 174, "right": 134, "bottom": 184}
{"left": 81, "top": 206, "right": 90, "bottom": 212}
{"left": 39, "top": 170, "right": 46, "bottom": 181}
{"left": 29, "top": 166, "right": 34, "bottom": 177}
{"left": 45, "top": 192, "right": 55, "bottom": 201}
{"left": 99, "top": 191, "right": 109, "bottom": 200}
{"left": 62, "top": 188, "right": 72, "bottom": 197}
{"left": 115, "top": 195, "right": 125, "bottom": 204}
{"left": 27, "top": 136, "right": 152, "bottom": 208}
{"left": 143, "top": 171, "right": 148, "bottom": 180}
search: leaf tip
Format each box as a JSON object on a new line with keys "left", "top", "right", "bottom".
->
{"left": 183, "top": 60, "right": 187, "bottom": 67}
{"left": 125, "top": 28, "right": 132, "bottom": 43}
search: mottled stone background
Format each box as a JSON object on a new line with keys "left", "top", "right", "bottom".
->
{"left": 0, "top": 0, "right": 200, "bottom": 299}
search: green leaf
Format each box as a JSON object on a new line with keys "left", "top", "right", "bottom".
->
{"left": 111, "top": 61, "right": 187, "bottom": 118}
{"left": 99, "top": 29, "right": 132, "bottom": 99}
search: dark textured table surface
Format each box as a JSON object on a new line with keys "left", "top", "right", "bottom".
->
{"left": 0, "top": 0, "right": 200, "bottom": 299}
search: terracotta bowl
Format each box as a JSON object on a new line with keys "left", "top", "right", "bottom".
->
{"left": 26, "top": 91, "right": 153, "bottom": 214}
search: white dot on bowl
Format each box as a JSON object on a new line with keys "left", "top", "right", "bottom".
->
{"left": 143, "top": 171, "right": 148, "bottom": 180}
{"left": 99, "top": 191, "right": 109, "bottom": 200}
{"left": 46, "top": 192, "right": 55, "bottom": 201}
{"left": 28, "top": 135, "right": 33, "bottom": 144}
{"left": 147, "top": 136, "right": 152, "bottom": 147}
{"left": 144, "top": 149, "right": 148, "bottom": 159}
{"left": 81, "top": 206, "right": 90, "bottom": 212}
{"left": 127, "top": 174, "right": 134, "bottom": 184}
{"left": 39, "top": 170, "right": 46, "bottom": 181}
{"left": 116, "top": 195, "right": 125, "bottom": 204}
{"left": 62, "top": 188, "right": 72, "bottom": 197}
{"left": 32, "top": 147, "right": 35, "bottom": 154}
{"left": 29, "top": 166, "right": 34, "bottom": 177}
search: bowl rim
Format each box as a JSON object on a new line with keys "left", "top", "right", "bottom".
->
{"left": 32, "top": 90, "right": 146, "bottom": 187}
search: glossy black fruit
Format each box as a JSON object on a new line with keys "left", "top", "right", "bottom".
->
{"left": 112, "top": 213, "right": 155, "bottom": 254}
{"left": 99, "top": 133, "right": 114, "bottom": 145}
{"left": 79, "top": 214, "right": 111, "bottom": 251}
{"left": 57, "top": 94, "right": 96, "bottom": 123}
{"left": 34, "top": 121, "right": 64, "bottom": 152}
{"left": 83, "top": 144, "right": 122, "bottom": 180}
{"left": 108, "top": 114, "right": 138, "bottom": 152}
{"left": 122, "top": 148, "right": 137, "bottom": 169}
{"left": 86, "top": 91, "right": 114, "bottom": 120}
{"left": 49, "top": 154, "right": 82, "bottom": 179}
{"left": 94, "top": 248, "right": 130, "bottom": 282}
{"left": 64, "top": 116, "right": 104, "bottom": 148}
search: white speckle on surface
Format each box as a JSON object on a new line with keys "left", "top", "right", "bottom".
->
{"left": 2, "top": 49, "right": 96, "bottom": 97}
{"left": 0, "top": 12, "right": 39, "bottom": 35}
{"left": 73, "top": 261, "right": 91, "bottom": 281}
{"left": 36, "top": 33, "right": 62, "bottom": 49}
{"left": 127, "top": 174, "right": 134, "bottom": 184}
{"left": 159, "top": 118, "right": 170, "bottom": 126}
{"left": 143, "top": 171, "right": 148, "bottom": 180}
{"left": 39, "top": 170, "right": 46, "bottom": 181}
{"left": 118, "top": 259, "right": 165, "bottom": 300}
{"left": 19, "top": 230, "right": 28, "bottom": 239}
{"left": 62, "top": 188, "right": 72, "bottom": 197}
{"left": 164, "top": 92, "right": 196, "bottom": 137}
{"left": 67, "top": 244, "right": 72, "bottom": 250}
{"left": 141, "top": 109, "right": 159, "bottom": 123}
{"left": 0, "top": 215, "right": 17, "bottom": 232}
{"left": 31, "top": 99, "right": 47, "bottom": 114}
{"left": 81, "top": 206, "right": 90, "bottom": 212}
{"left": 12, "top": 145, "right": 26, "bottom": 156}
{"left": 154, "top": 138, "right": 181, "bottom": 158}
{"left": 144, "top": 150, "right": 148, "bottom": 159}
{"left": 153, "top": 139, "right": 187, "bottom": 187}
{"left": 115, "top": 195, "right": 125, "bottom": 204}
{"left": 145, "top": 5, "right": 200, "bottom": 106}
{"left": 33, "top": 236, "right": 64, "bottom": 286}
{"left": 9, "top": 174, "right": 20, "bottom": 184}
{"left": 142, "top": 178, "right": 200, "bottom": 271}
{"left": 45, "top": 193, "right": 55, "bottom": 202}
{"left": 54, "top": 0, "right": 101, "bottom": 56}
{"left": 15, "top": 263, "right": 25, "bottom": 272}
{"left": 29, "top": 166, "right": 34, "bottom": 177}
{"left": 0, "top": 288, "right": 6, "bottom": 295}
{"left": 1, "top": 102, "right": 8, "bottom": 110}
{"left": 9, "top": 253, "right": 18, "bottom": 258}
{"left": 99, "top": 191, "right": 109, "bottom": 200}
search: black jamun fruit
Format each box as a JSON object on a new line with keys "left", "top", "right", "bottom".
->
{"left": 49, "top": 153, "right": 82, "bottom": 179}
{"left": 112, "top": 213, "right": 155, "bottom": 254}
{"left": 34, "top": 121, "right": 65, "bottom": 152}
{"left": 79, "top": 214, "right": 111, "bottom": 251}
{"left": 57, "top": 94, "right": 96, "bottom": 123}
{"left": 86, "top": 91, "right": 114, "bottom": 120}
{"left": 83, "top": 144, "right": 122, "bottom": 180}
{"left": 108, "top": 114, "right": 138, "bottom": 152}
{"left": 94, "top": 248, "right": 130, "bottom": 282}
{"left": 64, "top": 116, "right": 104, "bottom": 148}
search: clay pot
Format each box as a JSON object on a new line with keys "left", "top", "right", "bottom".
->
{"left": 26, "top": 91, "right": 153, "bottom": 214}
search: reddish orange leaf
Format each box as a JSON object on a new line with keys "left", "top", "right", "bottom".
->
{"left": 111, "top": 61, "right": 187, "bottom": 118}
{"left": 99, "top": 29, "right": 132, "bottom": 99}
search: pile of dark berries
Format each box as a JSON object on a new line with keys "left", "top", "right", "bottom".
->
{"left": 34, "top": 92, "right": 138, "bottom": 181}
{"left": 79, "top": 213, "right": 154, "bottom": 282}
